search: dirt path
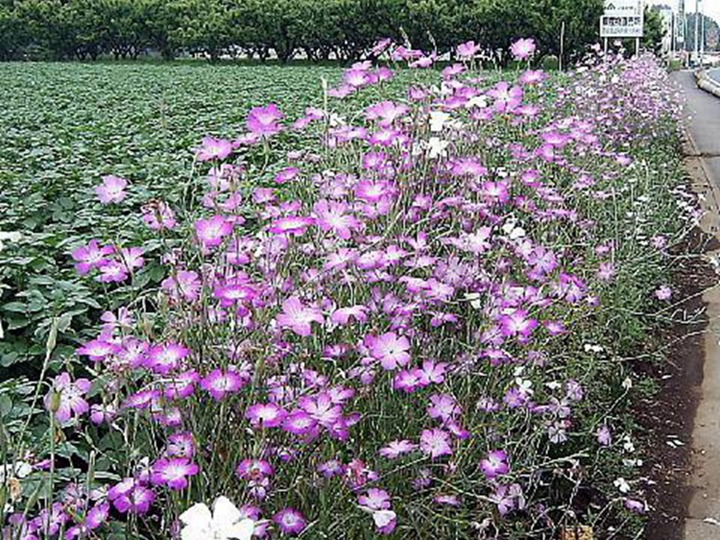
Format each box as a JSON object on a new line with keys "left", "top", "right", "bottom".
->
{"left": 672, "top": 70, "right": 720, "bottom": 539}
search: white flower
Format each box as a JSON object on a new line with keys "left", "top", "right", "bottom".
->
{"left": 371, "top": 509, "right": 396, "bottom": 528}
{"left": 613, "top": 477, "right": 631, "bottom": 494}
{"left": 180, "top": 496, "right": 255, "bottom": 540}
{"left": 621, "top": 377, "right": 632, "bottom": 390}
{"left": 0, "top": 462, "right": 32, "bottom": 483}
{"left": 464, "top": 292, "right": 482, "bottom": 310}
{"left": 425, "top": 137, "right": 450, "bottom": 159}
{"left": 429, "top": 111, "right": 451, "bottom": 132}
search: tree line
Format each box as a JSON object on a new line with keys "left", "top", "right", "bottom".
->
{"left": 1, "top": 0, "right": 606, "bottom": 63}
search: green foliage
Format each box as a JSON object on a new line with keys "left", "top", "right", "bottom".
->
{"left": 0, "top": 0, "right": 605, "bottom": 63}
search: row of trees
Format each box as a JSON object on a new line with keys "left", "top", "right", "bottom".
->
{"left": 1, "top": 0, "right": 608, "bottom": 63}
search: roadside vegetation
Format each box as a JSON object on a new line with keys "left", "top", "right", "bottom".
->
{"left": 0, "top": 39, "right": 695, "bottom": 539}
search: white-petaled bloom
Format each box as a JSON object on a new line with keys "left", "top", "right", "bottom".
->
{"left": 180, "top": 496, "right": 255, "bottom": 540}
{"left": 613, "top": 477, "right": 631, "bottom": 494}
{"left": 425, "top": 137, "right": 450, "bottom": 159}
{"left": 429, "top": 111, "right": 451, "bottom": 132}
{"left": 0, "top": 461, "right": 32, "bottom": 483}
{"left": 372, "top": 509, "right": 397, "bottom": 528}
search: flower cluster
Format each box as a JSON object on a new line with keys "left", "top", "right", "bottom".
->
{"left": 5, "top": 39, "right": 691, "bottom": 539}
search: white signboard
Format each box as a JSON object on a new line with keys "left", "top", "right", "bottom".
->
{"left": 600, "top": 0, "right": 644, "bottom": 38}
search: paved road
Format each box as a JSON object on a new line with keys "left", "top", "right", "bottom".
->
{"left": 709, "top": 68, "right": 720, "bottom": 85}
{"left": 673, "top": 70, "right": 720, "bottom": 540}
{"left": 674, "top": 71, "right": 720, "bottom": 183}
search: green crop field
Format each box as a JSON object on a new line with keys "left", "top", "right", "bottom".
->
{"left": 0, "top": 62, "right": 345, "bottom": 369}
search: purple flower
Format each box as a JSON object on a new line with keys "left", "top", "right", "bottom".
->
{"left": 77, "top": 338, "right": 119, "bottom": 362}
{"left": 247, "top": 104, "right": 284, "bottom": 138}
{"left": 164, "top": 370, "right": 201, "bottom": 400}
{"left": 165, "top": 432, "right": 196, "bottom": 459}
{"left": 427, "top": 393, "right": 460, "bottom": 422}
{"left": 162, "top": 270, "right": 202, "bottom": 302}
{"left": 268, "top": 215, "right": 316, "bottom": 236}
{"left": 597, "top": 425, "right": 612, "bottom": 446}
{"left": 200, "top": 368, "right": 247, "bottom": 400}
{"left": 142, "top": 200, "right": 177, "bottom": 230}
{"left": 98, "top": 260, "right": 129, "bottom": 283}
{"left": 456, "top": 40, "right": 480, "bottom": 59}
{"left": 272, "top": 508, "right": 306, "bottom": 536}
{"left": 150, "top": 458, "right": 199, "bottom": 490}
{"left": 96, "top": 175, "right": 127, "bottom": 204}
{"left": 314, "top": 200, "right": 361, "bottom": 240}
{"left": 510, "top": 38, "right": 536, "bottom": 60}
{"left": 480, "top": 450, "right": 510, "bottom": 480}
{"left": 379, "top": 439, "right": 417, "bottom": 459}
{"left": 71, "top": 239, "right": 114, "bottom": 275}
{"left": 246, "top": 402, "right": 288, "bottom": 428}
{"left": 108, "top": 479, "right": 155, "bottom": 514}
{"left": 196, "top": 136, "right": 233, "bottom": 161}
{"left": 655, "top": 285, "right": 672, "bottom": 300}
{"left": 498, "top": 309, "right": 538, "bottom": 339}
{"left": 276, "top": 296, "right": 324, "bottom": 337}
{"left": 282, "top": 409, "right": 318, "bottom": 436}
{"left": 236, "top": 459, "right": 274, "bottom": 480}
{"left": 368, "top": 332, "right": 411, "bottom": 370}
{"left": 419, "top": 428, "right": 453, "bottom": 459}
{"left": 195, "top": 215, "right": 233, "bottom": 249}
{"left": 44, "top": 373, "right": 91, "bottom": 423}
{"left": 145, "top": 342, "right": 189, "bottom": 374}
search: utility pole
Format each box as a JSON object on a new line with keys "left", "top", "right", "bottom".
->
{"left": 694, "top": 0, "right": 700, "bottom": 65}
{"left": 700, "top": 0, "right": 705, "bottom": 66}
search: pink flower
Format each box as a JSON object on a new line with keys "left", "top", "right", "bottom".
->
{"left": 162, "top": 270, "right": 202, "bottom": 302}
{"left": 276, "top": 296, "right": 324, "bottom": 337}
{"left": 379, "top": 439, "right": 417, "bottom": 459}
{"left": 246, "top": 402, "right": 288, "bottom": 428}
{"left": 420, "top": 428, "right": 453, "bottom": 459}
{"left": 365, "top": 100, "right": 409, "bottom": 126}
{"left": 330, "top": 305, "right": 369, "bottom": 326}
{"left": 195, "top": 215, "right": 233, "bottom": 248}
{"left": 510, "top": 38, "right": 537, "bottom": 60}
{"left": 71, "top": 240, "right": 114, "bottom": 275}
{"left": 142, "top": 201, "right": 177, "bottom": 230}
{"left": 275, "top": 166, "right": 300, "bottom": 184}
{"left": 196, "top": 136, "right": 233, "bottom": 161}
{"left": 597, "top": 425, "right": 612, "bottom": 446}
{"left": 456, "top": 40, "right": 481, "bottom": 59}
{"left": 77, "top": 338, "right": 119, "bottom": 362}
{"left": 369, "top": 332, "right": 411, "bottom": 370}
{"left": 480, "top": 450, "right": 510, "bottom": 480}
{"left": 282, "top": 409, "right": 318, "bottom": 436}
{"left": 118, "top": 247, "right": 145, "bottom": 272}
{"left": 108, "top": 480, "right": 155, "bottom": 514}
{"left": 98, "top": 260, "right": 129, "bottom": 283}
{"left": 44, "top": 373, "right": 91, "bottom": 423}
{"left": 247, "top": 104, "right": 284, "bottom": 138}
{"left": 272, "top": 508, "right": 306, "bottom": 535}
{"left": 150, "top": 458, "right": 199, "bottom": 490}
{"left": 144, "top": 343, "right": 190, "bottom": 374}
{"left": 427, "top": 393, "right": 460, "bottom": 422}
{"left": 314, "top": 200, "right": 361, "bottom": 240}
{"left": 165, "top": 432, "right": 196, "bottom": 458}
{"left": 655, "top": 285, "right": 672, "bottom": 300}
{"left": 200, "top": 368, "right": 248, "bottom": 400}
{"left": 498, "top": 309, "right": 538, "bottom": 339}
{"left": 268, "top": 215, "right": 316, "bottom": 236}
{"left": 236, "top": 459, "right": 274, "bottom": 480}
{"left": 96, "top": 175, "right": 127, "bottom": 204}
{"left": 520, "top": 69, "right": 548, "bottom": 85}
